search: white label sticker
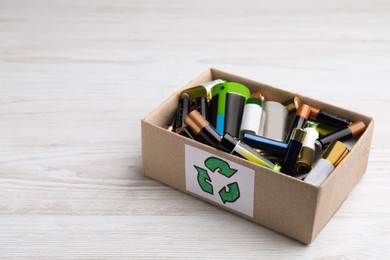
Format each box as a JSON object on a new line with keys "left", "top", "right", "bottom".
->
{"left": 185, "top": 144, "right": 255, "bottom": 218}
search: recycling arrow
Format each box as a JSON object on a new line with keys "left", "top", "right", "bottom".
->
{"left": 219, "top": 182, "right": 240, "bottom": 204}
{"left": 205, "top": 157, "right": 237, "bottom": 178}
{"left": 194, "top": 166, "right": 213, "bottom": 195}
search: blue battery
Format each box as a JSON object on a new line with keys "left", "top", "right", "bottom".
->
{"left": 241, "top": 132, "right": 288, "bottom": 156}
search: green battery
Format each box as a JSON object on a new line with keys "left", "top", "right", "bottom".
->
{"left": 208, "top": 82, "right": 250, "bottom": 137}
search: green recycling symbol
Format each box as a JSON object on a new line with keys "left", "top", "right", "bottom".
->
{"left": 194, "top": 157, "right": 240, "bottom": 204}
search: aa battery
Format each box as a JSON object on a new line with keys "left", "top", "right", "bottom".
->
{"left": 260, "top": 101, "right": 289, "bottom": 142}
{"left": 175, "top": 93, "right": 190, "bottom": 133}
{"left": 184, "top": 110, "right": 221, "bottom": 148}
{"left": 309, "top": 107, "right": 352, "bottom": 128}
{"left": 285, "top": 104, "right": 311, "bottom": 142}
{"left": 174, "top": 92, "right": 195, "bottom": 139}
{"left": 209, "top": 82, "right": 250, "bottom": 137}
{"left": 295, "top": 123, "right": 319, "bottom": 174}
{"left": 193, "top": 96, "right": 208, "bottom": 119}
{"left": 304, "top": 141, "right": 349, "bottom": 186}
{"left": 180, "top": 79, "right": 226, "bottom": 100}
{"left": 315, "top": 121, "right": 366, "bottom": 150}
{"left": 164, "top": 111, "right": 176, "bottom": 132}
{"left": 241, "top": 132, "right": 288, "bottom": 156}
{"left": 239, "top": 93, "right": 263, "bottom": 138}
{"left": 219, "top": 132, "right": 278, "bottom": 170}
{"left": 280, "top": 128, "right": 306, "bottom": 176}
{"left": 282, "top": 96, "right": 301, "bottom": 112}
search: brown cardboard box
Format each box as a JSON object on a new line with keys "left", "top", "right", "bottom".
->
{"left": 141, "top": 68, "right": 374, "bottom": 244}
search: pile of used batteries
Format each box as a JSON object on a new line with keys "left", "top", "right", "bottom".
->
{"left": 165, "top": 80, "right": 366, "bottom": 186}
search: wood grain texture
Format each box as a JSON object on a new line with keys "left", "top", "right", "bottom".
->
{"left": 0, "top": 0, "right": 389, "bottom": 258}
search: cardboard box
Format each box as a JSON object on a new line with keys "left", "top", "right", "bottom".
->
{"left": 141, "top": 68, "right": 374, "bottom": 244}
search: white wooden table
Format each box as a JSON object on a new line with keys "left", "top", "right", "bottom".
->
{"left": 1, "top": 0, "right": 389, "bottom": 258}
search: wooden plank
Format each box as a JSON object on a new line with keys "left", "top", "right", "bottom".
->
{"left": 0, "top": 0, "right": 389, "bottom": 257}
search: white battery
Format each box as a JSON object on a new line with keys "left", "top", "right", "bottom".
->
{"left": 303, "top": 159, "right": 334, "bottom": 186}
{"left": 302, "top": 126, "right": 319, "bottom": 150}
{"left": 240, "top": 101, "right": 263, "bottom": 136}
{"left": 260, "top": 101, "right": 289, "bottom": 142}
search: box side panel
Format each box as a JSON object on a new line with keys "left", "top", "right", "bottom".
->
{"left": 142, "top": 120, "right": 186, "bottom": 189}
{"left": 312, "top": 120, "right": 374, "bottom": 239}
{"left": 142, "top": 118, "right": 318, "bottom": 244}
{"left": 253, "top": 171, "right": 318, "bottom": 244}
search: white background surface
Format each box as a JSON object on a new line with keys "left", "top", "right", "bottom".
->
{"left": 1, "top": 0, "right": 389, "bottom": 258}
